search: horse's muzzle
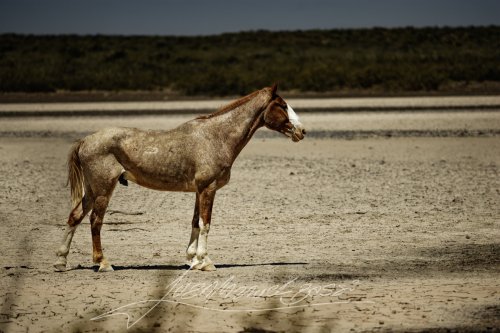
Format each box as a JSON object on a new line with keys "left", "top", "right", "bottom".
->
{"left": 291, "top": 125, "right": 306, "bottom": 142}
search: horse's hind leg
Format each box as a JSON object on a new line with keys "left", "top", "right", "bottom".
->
{"left": 90, "top": 194, "right": 114, "bottom": 272}
{"left": 54, "top": 194, "right": 93, "bottom": 271}
{"left": 87, "top": 163, "right": 122, "bottom": 272}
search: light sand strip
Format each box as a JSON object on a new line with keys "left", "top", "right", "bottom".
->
{"left": 1, "top": 96, "right": 500, "bottom": 116}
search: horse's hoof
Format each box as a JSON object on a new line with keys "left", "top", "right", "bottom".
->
{"left": 201, "top": 263, "right": 217, "bottom": 271}
{"left": 195, "top": 256, "right": 216, "bottom": 271}
{"left": 190, "top": 258, "right": 202, "bottom": 270}
{"left": 53, "top": 263, "right": 67, "bottom": 272}
{"left": 98, "top": 259, "right": 114, "bottom": 272}
{"left": 54, "top": 258, "right": 67, "bottom": 272}
{"left": 98, "top": 264, "right": 114, "bottom": 272}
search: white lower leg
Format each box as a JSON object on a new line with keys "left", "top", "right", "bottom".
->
{"left": 186, "top": 227, "right": 200, "bottom": 264}
{"left": 54, "top": 225, "right": 77, "bottom": 270}
{"left": 196, "top": 222, "right": 209, "bottom": 259}
{"left": 192, "top": 223, "right": 216, "bottom": 271}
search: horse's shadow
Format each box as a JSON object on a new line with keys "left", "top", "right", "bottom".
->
{"left": 72, "top": 262, "right": 308, "bottom": 272}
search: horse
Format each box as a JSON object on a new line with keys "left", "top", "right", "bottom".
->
{"left": 53, "top": 84, "right": 305, "bottom": 272}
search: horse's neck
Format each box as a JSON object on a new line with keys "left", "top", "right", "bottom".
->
{"left": 208, "top": 92, "right": 268, "bottom": 160}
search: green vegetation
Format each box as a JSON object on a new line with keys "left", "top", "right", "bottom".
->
{"left": 1, "top": 26, "right": 499, "bottom": 96}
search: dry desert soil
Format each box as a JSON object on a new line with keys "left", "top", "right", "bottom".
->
{"left": 0, "top": 107, "right": 499, "bottom": 332}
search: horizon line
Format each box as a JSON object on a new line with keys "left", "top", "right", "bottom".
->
{"left": 1, "top": 24, "right": 499, "bottom": 38}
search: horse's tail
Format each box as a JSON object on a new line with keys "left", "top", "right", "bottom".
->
{"left": 67, "top": 140, "right": 84, "bottom": 209}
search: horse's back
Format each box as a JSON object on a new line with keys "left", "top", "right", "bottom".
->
{"left": 79, "top": 127, "right": 137, "bottom": 156}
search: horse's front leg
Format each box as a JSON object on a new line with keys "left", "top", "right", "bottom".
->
{"left": 191, "top": 187, "right": 217, "bottom": 271}
{"left": 186, "top": 193, "right": 200, "bottom": 265}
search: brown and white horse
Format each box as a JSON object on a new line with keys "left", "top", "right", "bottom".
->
{"left": 54, "top": 84, "right": 305, "bottom": 272}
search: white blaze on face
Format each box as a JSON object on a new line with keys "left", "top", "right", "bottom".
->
{"left": 285, "top": 103, "right": 302, "bottom": 127}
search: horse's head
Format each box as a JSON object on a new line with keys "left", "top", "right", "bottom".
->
{"left": 263, "top": 84, "right": 306, "bottom": 142}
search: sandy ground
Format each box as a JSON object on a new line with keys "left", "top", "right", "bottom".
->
{"left": 1, "top": 110, "right": 500, "bottom": 139}
{"left": 1, "top": 95, "right": 500, "bottom": 115}
{"left": 0, "top": 109, "right": 499, "bottom": 332}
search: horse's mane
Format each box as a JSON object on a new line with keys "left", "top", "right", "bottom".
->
{"left": 197, "top": 90, "right": 263, "bottom": 120}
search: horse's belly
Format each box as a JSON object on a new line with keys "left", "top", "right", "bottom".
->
{"left": 122, "top": 170, "right": 196, "bottom": 192}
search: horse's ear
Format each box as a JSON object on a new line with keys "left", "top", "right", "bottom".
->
{"left": 270, "top": 83, "right": 278, "bottom": 97}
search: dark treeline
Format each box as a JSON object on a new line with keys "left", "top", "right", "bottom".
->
{"left": 1, "top": 26, "right": 499, "bottom": 96}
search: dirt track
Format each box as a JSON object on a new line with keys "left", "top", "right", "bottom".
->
{"left": 0, "top": 109, "right": 499, "bottom": 332}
